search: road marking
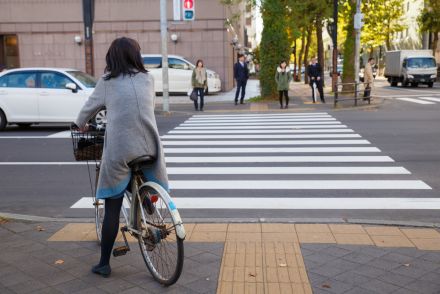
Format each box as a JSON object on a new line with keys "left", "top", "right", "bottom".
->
{"left": 166, "top": 166, "right": 410, "bottom": 174}
{"left": 181, "top": 121, "right": 342, "bottom": 126}
{"left": 419, "top": 97, "right": 440, "bottom": 102}
{"left": 47, "top": 131, "right": 71, "bottom": 138}
{"left": 164, "top": 156, "right": 395, "bottom": 163}
{"left": 176, "top": 125, "right": 349, "bottom": 129}
{"left": 192, "top": 112, "right": 329, "bottom": 118}
{"left": 164, "top": 147, "right": 380, "bottom": 153}
{"left": 162, "top": 140, "right": 371, "bottom": 146}
{"left": 169, "top": 180, "right": 431, "bottom": 190}
{"left": 185, "top": 118, "right": 337, "bottom": 123}
{"left": 169, "top": 129, "right": 355, "bottom": 134}
{"left": 189, "top": 115, "right": 332, "bottom": 120}
{"left": 396, "top": 98, "right": 436, "bottom": 105}
{"left": 162, "top": 134, "right": 362, "bottom": 139}
{"left": 71, "top": 197, "right": 440, "bottom": 209}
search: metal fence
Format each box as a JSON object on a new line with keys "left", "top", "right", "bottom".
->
{"left": 334, "top": 82, "right": 372, "bottom": 107}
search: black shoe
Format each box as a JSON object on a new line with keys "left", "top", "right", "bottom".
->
{"left": 195, "top": 108, "right": 199, "bottom": 111}
{"left": 280, "top": 105, "right": 283, "bottom": 109}
{"left": 321, "top": 100, "right": 326, "bottom": 104}
{"left": 240, "top": 100, "right": 244, "bottom": 104}
{"left": 200, "top": 108, "right": 204, "bottom": 112}
{"left": 92, "top": 264, "right": 111, "bottom": 278}
{"left": 285, "top": 105, "right": 289, "bottom": 109}
{"left": 234, "top": 101, "right": 238, "bottom": 105}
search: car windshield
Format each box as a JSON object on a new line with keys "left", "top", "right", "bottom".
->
{"left": 407, "top": 58, "right": 436, "bottom": 69}
{"left": 67, "top": 71, "right": 97, "bottom": 88}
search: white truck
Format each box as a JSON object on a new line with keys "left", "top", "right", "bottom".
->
{"left": 384, "top": 50, "right": 437, "bottom": 88}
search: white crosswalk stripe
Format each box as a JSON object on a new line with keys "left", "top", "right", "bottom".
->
{"left": 396, "top": 97, "right": 436, "bottom": 105}
{"left": 71, "top": 112, "right": 434, "bottom": 210}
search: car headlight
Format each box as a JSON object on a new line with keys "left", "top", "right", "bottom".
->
{"left": 431, "top": 74, "right": 437, "bottom": 79}
{"left": 407, "top": 75, "right": 414, "bottom": 79}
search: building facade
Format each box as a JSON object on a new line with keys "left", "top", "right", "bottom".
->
{"left": 0, "top": 0, "right": 248, "bottom": 90}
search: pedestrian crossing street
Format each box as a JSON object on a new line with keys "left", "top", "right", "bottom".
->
{"left": 71, "top": 112, "right": 440, "bottom": 211}
{"left": 394, "top": 96, "right": 440, "bottom": 105}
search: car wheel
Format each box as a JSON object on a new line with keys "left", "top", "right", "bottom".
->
{"left": 93, "top": 109, "right": 107, "bottom": 127}
{"left": 428, "top": 82, "right": 434, "bottom": 88}
{"left": 17, "top": 123, "right": 32, "bottom": 128}
{"left": 0, "top": 109, "right": 7, "bottom": 131}
{"left": 390, "top": 81, "right": 398, "bottom": 87}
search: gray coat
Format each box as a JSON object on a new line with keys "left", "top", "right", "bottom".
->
{"left": 75, "top": 73, "right": 169, "bottom": 199}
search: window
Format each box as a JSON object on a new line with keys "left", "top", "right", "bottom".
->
{"left": 0, "top": 71, "right": 37, "bottom": 88}
{"left": 143, "top": 57, "right": 162, "bottom": 69}
{"left": 407, "top": 58, "right": 436, "bottom": 68}
{"left": 169, "top": 58, "right": 190, "bottom": 70}
{"left": 67, "top": 71, "right": 96, "bottom": 88}
{"left": 40, "top": 72, "right": 74, "bottom": 89}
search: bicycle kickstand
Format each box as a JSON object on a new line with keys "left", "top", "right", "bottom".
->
{"left": 112, "top": 226, "right": 131, "bottom": 257}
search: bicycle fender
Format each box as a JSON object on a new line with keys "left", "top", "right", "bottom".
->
{"left": 141, "top": 181, "right": 186, "bottom": 240}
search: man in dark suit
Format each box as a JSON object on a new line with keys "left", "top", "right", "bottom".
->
{"left": 234, "top": 54, "right": 249, "bottom": 105}
{"left": 307, "top": 57, "right": 325, "bottom": 103}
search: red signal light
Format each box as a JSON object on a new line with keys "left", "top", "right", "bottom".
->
{"left": 183, "top": 0, "right": 193, "bottom": 9}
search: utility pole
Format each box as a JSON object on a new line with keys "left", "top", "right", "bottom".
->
{"left": 160, "top": 0, "right": 170, "bottom": 112}
{"left": 82, "top": 0, "right": 95, "bottom": 76}
{"left": 354, "top": 0, "right": 362, "bottom": 85}
{"left": 331, "top": 0, "right": 338, "bottom": 95}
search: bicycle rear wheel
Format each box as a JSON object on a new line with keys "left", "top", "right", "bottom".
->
{"left": 134, "top": 177, "right": 184, "bottom": 286}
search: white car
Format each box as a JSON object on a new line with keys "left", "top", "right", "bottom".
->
{"left": 142, "top": 54, "right": 222, "bottom": 94}
{"left": 0, "top": 68, "right": 105, "bottom": 130}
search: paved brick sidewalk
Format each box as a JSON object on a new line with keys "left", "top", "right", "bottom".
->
{"left": 1, "top": 220, "right": 440, "bottom": 293}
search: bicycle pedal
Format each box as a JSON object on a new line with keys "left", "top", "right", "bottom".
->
{"left": 113, "top": 246, "right": 130, "bottom": 257}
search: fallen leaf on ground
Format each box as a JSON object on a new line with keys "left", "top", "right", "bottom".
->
{"left": 248, "top": 273, "right": 256, "bottom": 277}
{"left": 403, "top": 263, "right": 410, "bottom": 267}
{"left": 54, "top": 259, "right": 64, "bottom": 265}
{"left": 279, "top": 263, "right": 287, "bottom": 267}
{"left": 322, "top": 284, "right": 331, "bottom": 289}
{"left": 36, "top": 226, "right": 45, "bottom": 232}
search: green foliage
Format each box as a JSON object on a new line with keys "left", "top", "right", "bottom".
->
{"left": 259, "top": 0, "right": 291, "bottom": 98}
{"left": 361, "top": 0, "right": 406, "bottom": 50}
{"left": 418, "top": 0, "right": 440, "bottom": 35}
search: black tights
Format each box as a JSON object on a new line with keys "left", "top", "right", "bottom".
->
{"left": 98, "top": 196, "right": 123, "bottom": 266}
{"left": 279, "top": 90, "right": 289, "bottom": 106}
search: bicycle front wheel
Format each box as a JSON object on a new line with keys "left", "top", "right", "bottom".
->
{"left": 134, "top": 180, "right": 184, "bottom": 286}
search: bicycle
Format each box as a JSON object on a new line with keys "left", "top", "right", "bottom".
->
{"left": 71, "top": 124, "right": 186, "bottom": 286}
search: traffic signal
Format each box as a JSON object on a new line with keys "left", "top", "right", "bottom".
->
{"left": 182, "top": 0, "right": 195, "bottom": 21}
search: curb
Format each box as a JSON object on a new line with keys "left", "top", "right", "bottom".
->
{"left": 1, "top": 212, "right": 439, "bottom": 228}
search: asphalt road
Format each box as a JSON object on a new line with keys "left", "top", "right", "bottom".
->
{"left": 0, "top": 82, "right": 439, "bottom": 225}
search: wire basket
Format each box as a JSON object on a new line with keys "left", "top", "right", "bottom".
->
{"left": 71, "top": 127, "right": 105, "bottom": 161}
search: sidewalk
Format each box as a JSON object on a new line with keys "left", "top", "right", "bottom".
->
{"left": 1, "top": 219, "right": 440, "bottom": 293}
{"left": 154, "top": 79, "right": 380, "bottom": 114}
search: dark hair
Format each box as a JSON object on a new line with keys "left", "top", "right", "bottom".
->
{"left": 104, "top": 37, "right": 147, "bottom": 80}
{"left": 238, "top": 54, "right": 245, "bottom": 59}
{"left": 280, "top": 60, "right": 288, "bottom": 68}
{"left": 368, "top": 57, "right": 375, "bottom": 62}
{"left": 196, "top": 59, "right": 204, "bottom": 67}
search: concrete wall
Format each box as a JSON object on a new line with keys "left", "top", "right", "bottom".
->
{"left": 0, "top": 0, "right": 245, "bottom": 90}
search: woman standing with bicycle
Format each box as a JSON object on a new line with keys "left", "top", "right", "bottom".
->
{"left": 75, "top": 37, "right": 169, "bottom": 278}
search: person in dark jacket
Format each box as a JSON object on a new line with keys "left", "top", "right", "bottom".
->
{"left": 307, "top": 57, "right": 325, "bottom": 103}
{"left": 233, "top": 54, "right": 249, "bottom": 105}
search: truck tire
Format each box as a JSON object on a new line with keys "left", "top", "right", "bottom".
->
{"left": 391, "top": 81, "right": 398, "bottom": 87}
{"left": 0, "top": 109, "right": 7, "bottom": 131}
{"left": 428, "top": 82, "right": 434, "bottom": 88}
{"left": 402, "top": 80, "right": 409, "bottom": 87}
{"left": 411, "top": 83, "right": 418, "bottom": 87}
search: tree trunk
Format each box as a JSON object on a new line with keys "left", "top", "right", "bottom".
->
{"left": 298, "top": 29, "right": 306, "bottom": 82}
{"left": 342, "top": 0, "right": 356, "bottom": 92}
{"left": 293, "top": 38, "right": 297, "bottom": 81}
{"left": 433, "top": 32, "right": 439, "bottom": 56}
{"left": 304, "top": 26, "right": 313, "bottom": 84}
{"left": 316, "top": 14, "right": 325, "bottom": 86}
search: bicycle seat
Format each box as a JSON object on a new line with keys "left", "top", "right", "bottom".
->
{"left": 128, "top": 155, "right": 156, "bottom": 171}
